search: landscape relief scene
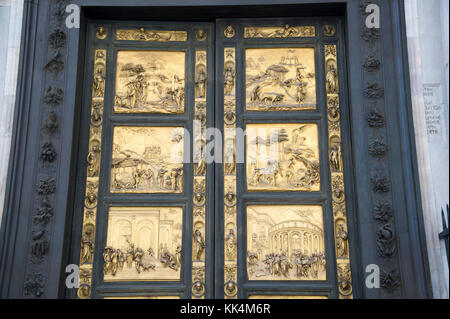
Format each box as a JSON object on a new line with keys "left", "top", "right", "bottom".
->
{"left": 104, "top": 207, "right": 183, "bottom": 281}
{"left": 246, "top": 123, "right": 320, "bottom": 192}
{"left": 110, "top": 126, "right": 184, "bottom": 193}
{"left": 246, "top": 48, "right": 316, "bottom": 111}
{"left": 114, "top": 50, "right": 185, "bottom": 114}
{"left": 247, "top": 205, "right": 326, "bottom": 281}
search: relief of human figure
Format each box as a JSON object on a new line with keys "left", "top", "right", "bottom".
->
{"left": 225, "top": 229, "right": 237, "bottom": 260}
{"left": 336, "top": 224, "right": 348, "bottom": 258}
{"left": 194, "top": 229, "right": 206, "bottom": 261}
{"left": 80, "top": 228, "right": 94, "bottom": 264}
{"left": 224, "top": 65, "right": 235, "bottom": 95}
{"left": 196, "top": 68, "right": 207, "bottom": 98}
{"left": 326, "top": 64, "right": 338, "bottom": 94}
{"left": 330, "top": 143, "right": 342, "bottom": 172}
{"left": 93, "top": 69, "right": 105, "bottom": 97}
{"left": 295, "top": 67, "right": 308, "bottom": 103}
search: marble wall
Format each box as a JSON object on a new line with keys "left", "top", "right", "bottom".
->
{"left": 0, "top": 0, "right": 24, "bottom": 226}
{"left": 404, "top": 0, "right": 449, "bottom": 299}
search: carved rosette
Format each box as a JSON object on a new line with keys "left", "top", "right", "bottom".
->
{"left": 192, "top": 50, "right": 208, "bottom": 299}
{"left": 77, "top": 49, "right": 107, "bottom": 299}
{"left": 223, "top": 47, "right": 237, "bottom": 299}
{"left": 360, "top": 0, "right": 401, "bottom": 297}
{"left": 325, "top": 44, "right": 353, "bottom": 299}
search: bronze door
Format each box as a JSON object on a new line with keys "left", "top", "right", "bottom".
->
{"left": 73, "top": 19, "right": 355, "bottom": 299}
{"left": 216, "top": 19, "right": 354, "bottom": 299}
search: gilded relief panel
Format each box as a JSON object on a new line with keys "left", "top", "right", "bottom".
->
{"left": 246, "top": 123, "right": 320, "bottom": 192}
{"left": 247, "top": 205, "right": 326, "bottom": 281}
{"left": 114, "top": 51, "right": 185, "bottom": 114}
{"left": 110, "top": 126, "right": 184, "bottom": 193}
{"left": 244, "top": 26, "right": 315, "bottom": 39}
{"left": 116, "top": 29, "right": 187, "bottom": 42}
{"left": 246, "top": 48, "right": 316, "bottom": 111}
{"left": 104, "top": 207, "right": 183, "bottom": 281}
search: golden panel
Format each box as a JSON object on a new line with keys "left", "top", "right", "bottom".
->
{"left": 324, "top": 44, "right": 353, "bottom": 299}
{"left": 249, "top": 296, "right": 328, "bottom": 299}
{"left": 77, "top": 49, "right": 107, "bottom": 299}
{"left": 110, "top": 126, "right": 184, "bottom": 194}
{"left": 246, "top": 48, "right": 316, "bottom": 111}
{"left": 116, "top": 28, "right": 187, "bottom": 42}
{"left": 244, "top": 25, "right": 315, "bottom": 38}
{"left": 103, "top": 207, "right": 183, "bottom": 282}
{"left": 246, "top": 123, "right": 320, "bottom": 192}
{"left": 247, "top": 205, "right": 326, "bottom": 281}
{"left": 114, "top": 51, "right": 185, "bottom": 114}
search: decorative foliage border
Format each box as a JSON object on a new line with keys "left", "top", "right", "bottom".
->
{"left": 23, "top": 0, "right": 68, "bottom": 298}
{"left": 360, "top": 0, "right": 401, "bottom": 296}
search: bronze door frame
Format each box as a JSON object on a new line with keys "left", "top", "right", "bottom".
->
{"left": 72, "top": 17, "right": 356, "bottom": 299}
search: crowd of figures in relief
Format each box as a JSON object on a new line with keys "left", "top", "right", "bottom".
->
{"left": 247, "top": 206, "right": 326, "bottom": 281}
{"left": 110, "top": 126, "right": 184, "bottom": 193}
{"left": 114, "top": 51, "right": 185, "bottom": 114}
{"left": 103, "top": 207, "right": 183, "bottom": 281}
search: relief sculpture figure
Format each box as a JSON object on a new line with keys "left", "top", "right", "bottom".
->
{"left": 110, "top": 127, "right": 184, "bottom": 194}
{"left": 104, "top": 207, "right": 183, "bottom": 281}
{"left": 246, "top": 48, "right": 316, "bottom": 111}
{"left": 194, "top": 229, "right": 206, "bottom": 261}
{"left": 247, "top": 124, "right": 320, "bottom": 192}
{"left": 247, "top": 205, "right": 326, "bottom": 281}
{"left": 114, "top": 51, "right": 185, "bottom": 114}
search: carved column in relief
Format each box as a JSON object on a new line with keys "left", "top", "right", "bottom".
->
{"left": 192, "top": 50, "right": 207, "bottom": 299}
{"left": 223, "top": 47, "right": 238, "bottom": 299}
{"left": 77, "top": 49, "right": 107, "bottom": 299}
{"left": 325, "top": 44, "right": 353, "bottom": 299}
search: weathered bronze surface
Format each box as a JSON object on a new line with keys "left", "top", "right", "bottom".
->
{"left": 110, "top": 126, "right": 184, "bottom": 193}
{"left": 114, "top": 51, "right": 185, "bottom": 114}
{"left": 247, "top": 205, "right": 326, "bottom": 281}
{"left": 246, "top": 48, "right": 316, "bottom": 111}
{"left": 104, "top": 207, "right": 183, "bottom": 281}
{"left": 246, "top": 123, "right": 320, "bottom": 192}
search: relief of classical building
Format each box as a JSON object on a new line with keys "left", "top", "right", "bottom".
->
{"left": 104, "top": 207, "right": 183, "bottom": 281}
{"left": 247, "top": 205, "right": 326, "bottom": 281}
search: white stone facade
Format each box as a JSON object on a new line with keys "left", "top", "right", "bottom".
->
{"left": 404, "top": 0, "right": 449, "bottom": 299}
{"left": 0, "top": 0, "right": 24, "bottom": 226}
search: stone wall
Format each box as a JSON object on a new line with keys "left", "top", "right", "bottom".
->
{"left": 0, "top": 0, "right": 24, "bottom": 226}
{"left": 404, "top": 0, "right": 449, "bottom": 299}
